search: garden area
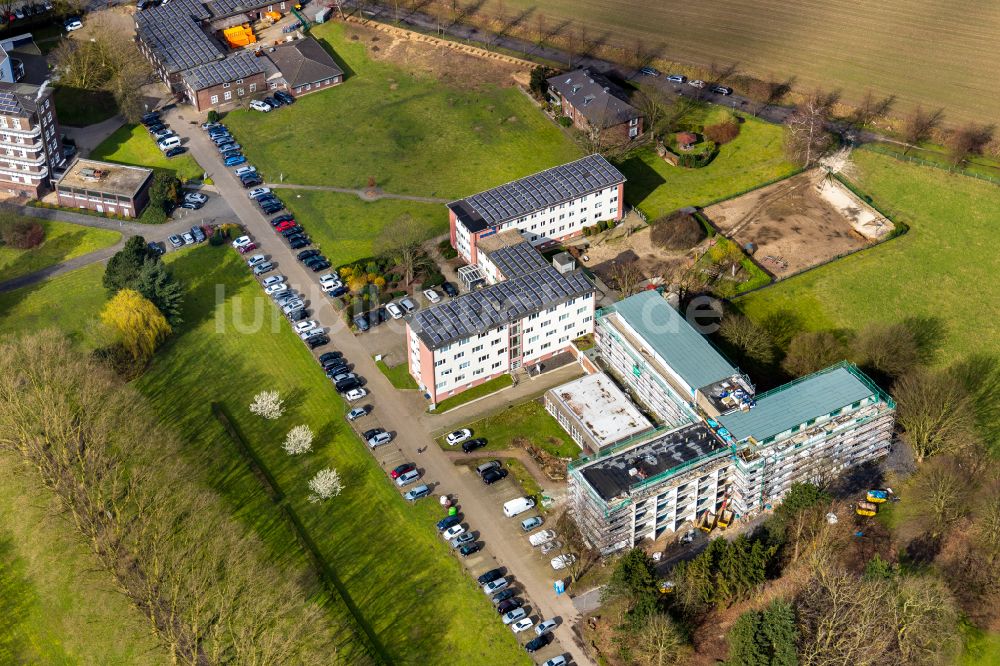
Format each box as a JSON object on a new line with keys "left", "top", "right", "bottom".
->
{"left": 0, "top": 217, "right": 120, "bottom": 282}
{"left": 91, "top": 124, "right": 204, "bottom": 182}
{"left": 375, "top": 357, "right": 419, "bottom": 390}
{"left": 438, "top": 398, "right": 579, "bottom": 459}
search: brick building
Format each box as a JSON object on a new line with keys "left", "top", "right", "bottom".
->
{"left": 0, "top": 81, "right": 63, "bottom": 198}
{"left": 54, "top": 158, "right": 153, "bottom": 218}
{"left": 547, "top": 69, "right": 643, "bottom": 141}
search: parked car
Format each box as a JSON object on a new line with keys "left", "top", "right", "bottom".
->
{"left": 520, "top": 516, "right": 543, "bottom": 531}
{"left": 288, "top": 308, "right": 310, "bottom": 322}
{"left": 438, "top": 515, "right": 462, "bottom": 532}
{"left": 525, "top": 633, "right": 552, "bottom": 653}
{"left": 491, "top": 588, "right": 516, "bottom": 605}
{"left": 264, "top": 96, "right": 280, "bottom": 109}
{"left": 497, "top": 598, "right": 523, "bottom": 615}
{"left": 190, "top": 226, "right": 206, "bottom": 243}
{"left": 279, "top": 226, "right": 304, "bottom": 237}
{"left": 294, "top": 320, "right": 318, "bottom": 334}
{"left": 275, "top": 221, "right": 297, "bottom": 232}
{"left": 248, "top": 187, "right": 272, "bottom": 199}
{"left": 422, "top": 288, "right": 440, "bottom": 303}
{"left": 261, "top": 275, "right": 284, "bottom": 287}
{"left": 241, "top": 177, "right": 263, "bottom": 188}
{"left": 306, "top": 334, "right": 329, "bottom": 349}
{"left": 477, "top": 568, "right": 503, "bottom": 585}
{"left": 446, "top": 429, "right": 472, "bottom": 445}
{"left": 535, "top": 619, "right": 558, "bottom": 636}
{"left": 386, "top": 302, "right": 404, "bottom": 319}
{"left": 307, "top": 259, "right": 331, "bottom": 272}
{"left": 688, "top": 79, "right": 705, "bottom": 88}
{"left": 182, "top": 232, "right": 195, "bottom": 245}
{"left": 666, "top": 74, "right": 687, "bottom": 83}
{"left": 165, "top": 146, "right": 187, "bottom": 158}
{"left": 142, "top": 112, "right": 161, "bottom": 125}
{"left": 483, "top": 578, "right": 509, "bottom": 595}
{"left": 639, "top": 66, "right": 660, "bottom": 77}
{"left": 462, "top": 438, "right": 487, "bottom": 453}
{"left": 225, "top": 155, "right": 247, "bottom": 167}
{"left": 501, "top": 608, "right": 526, "bottom": 625}
{"left": 237, "top": 242, "right": 257, "bottom": 254}
{"left": 442, "top": 281, "right": 459, "bottom": 297}
{"left": 297, "top": 248, "right": 320, "bottom": 261}
{"left": 366, "top": 429, "right": 392, "bottom": 448}
{"left": 450, "top": 532, "right": 475, "bottom": 548}
{"left": 353, "top": 314, "right": 370, "bottom": 331}
{"left": 168, "top": 234, "right": 183, "bottom": 248}
{"left": 180, "top": 200, "right": 203, "bottom": 210}
{"left": 459, "top": 542, "right": 482, "bottom": 557}
{"left": 541, "top": 540, "right": 562, "bottom": 554}
{"left": 261, "top": 202, "right": 284, "bottom": 215}
{"left": 252, "top": 262, "right": 274, "bottom": 275}
{"left": 264, "top": 283, "right": 286, "bottom": 295}
{"left": 288, "top": 237, "right": 310, "bottom": 250}
{"left": 482, "top": 468, "right": 508, "bottom": 485}
{"left": 712, "top": 85, "right": 733, "bottom": 95}
{"left": 442, "top": 524, "right": 465, "bottom": 540}
{"left": 511, "top": 618, "right": 534, "bottom": 634}
{"left": 390, "top": 462, "right": 415, "bottom": 479}
{"left": 550, "top": 554, "right": 577, "bottom": 570}
{"left": 403, "top": 484, "right": 431, "bottom": 501}
{"left": 395, "top": 469, "right": 421, "bottom": 487}
{"left": 270, "top": 214, "right": 294, "bottom": 226}
{"left": 542, "top": 657, "right": 567, "bottom": 666}
{"left": 274, "top": 90, "right": 295, "bottom": 104}
{"left": 476, "top": 460, "right": 502, "bottom": 476}
{"left": 529, "top": 529, "right": 557, "bottom": 547}
{"left": 326, "top": 284, "right": 348, "bottom": 297}
{"left": 184, "top": 192, "right": 208, "bottom": 205}
{"left": 234, "top": 165, "right": 257, "bottom": 177}
{"left": 153, "top": 129, "right": 175, "bottom": 141}
{"left": 147, "top": 241, "right": 165, "bottom": 256}
{"left": 64, "top": 17, "right": 83, "bottom": 30}
{"left": 344, "top": 388, "right": 367, "bottom": 401}
{"left": 347, "top": 406, "right": 368, "bottom": 421}
{"left": 146, "top": 123, "right": 166, "bottom": 134}
{"left": 250, "top": 99, "right": 272, "bottom": 112}
{"left": 399, "top": 296, "right": 417, "bottom": 313}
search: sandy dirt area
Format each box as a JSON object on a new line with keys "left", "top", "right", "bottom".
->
{"left": 703, "top": 169, "right": 885, "bottom": 277}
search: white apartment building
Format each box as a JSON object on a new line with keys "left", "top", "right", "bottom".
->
{"left": 407, "top": 236, "right": 595, "bottom": 405}
{"left": 447, "top": 154, "right": 626, "bottom": 264}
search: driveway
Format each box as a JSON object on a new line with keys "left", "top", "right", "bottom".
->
{"left": 164, "top": 104, "right": 593, "bottom": 666}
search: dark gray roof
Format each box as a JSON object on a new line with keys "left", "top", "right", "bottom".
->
{"left": 182, "top": 50, "right": 263, "bottom": 90}
{"left": 136, "top": 0, "right": 221, "bottom": 74}
{"left": 447, "top": 154, "right": 625, "bottom": 233}
{"left": 266, "top": 38, "right": 343, "bottom": 88}
{"left": 483, "top": 238, "right": 550, "bottom": 279}
{"left": 0, "top": 81, "right": 42, "bottom": 115}
{"left": 205, "top": 0, "right": 262, "bottom": 17}
{"left": 547, "top": 68, "right": 642, "bottom": 129}
{"left": 580, "top": 423, "right": 724, "bottom": 502}
{"left": 409, "top": 265, "right": 594, "bottom": 350}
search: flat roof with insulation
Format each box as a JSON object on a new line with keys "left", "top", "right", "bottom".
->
{"left": 55, "top": 158, "right": 153, "bottom": 198}
{"left": 547, "top": 373, "right": 654, "bottom": 450}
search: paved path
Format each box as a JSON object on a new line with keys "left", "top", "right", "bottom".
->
{"left": 63, "top": 115, "right": 126, "bottom": 156}
{"left": 164, "top": 103, "right": 593, "bottom": 666}
{"left": 267, "top": 182, "right": 450, "bottom": 204}
{"left": 442, "top": 447, "right": 560, "bottom": 495}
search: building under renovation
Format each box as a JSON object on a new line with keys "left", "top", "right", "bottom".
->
{"left": 569, "top": 290, "right": 896, "bottom": 554}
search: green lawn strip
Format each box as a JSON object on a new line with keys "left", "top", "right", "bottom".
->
{"left": 53, "top": 86, "right": 118, "bottom": 127}
{"left": 375, "top": 358, "right": 418, "bottom": 390}
{"left": 223, "top": 21, "right": 582, "bottom": 199}
{"left": 619, "top": 113, "right": 798, "bottom": 219}
{"left": 0, "top": 454, "right": 163, "bottom": 665}
{"left": 439, "top": 398, "right": 579, "bottom": 459}
{"left": 429, "top": 374, "right": 514, "bottom": 414}
{"left": 134, "top": 245, "right": 529, "bottom": 665}
{"left": 0, "top": 220, "right": 120, "bottom": 282}
{"left": 961, "top": 624, "right": 1000, "bottom": 666}
{"left": 91, "top": 124, "right": 203, "bottom": 182}
{"left": 0, "top": 262, "right": 108, "bottom": 346}
{"left": 735, "top": 149, "right": 1000, "bottom": 366}
{"left": 505, "top": 458, "right": 543, "bottom": 503}
{"left": 281, "top": 190, "right": 445, "bottom": 269}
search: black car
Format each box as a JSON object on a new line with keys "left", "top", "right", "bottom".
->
{"left": 264, "top": 96, "right": 280, "bottom": 109}
{"left": 288, "top": 308, "right": 309, "bottom": 322}
{"left": 525, "top": 634, "right": 552, "bottom": 653}
{"left": 437, "top": 515, "right": 461, "bottom": 531}
{"left": 280, "top": 226, "right": 304, "bottom": 237}
{"left": 165, "top": 146, "right": 187, "bottom": 158}
{"left": 271, "top": 214, "right": 295, "bottom": 226}
{"left": 459, "top": 543, "right": 482, "bottom": 557}
{"left": 318, "top": 351, "right": 343, "bottom": 363}
{"left": 288, "top": 237, "right": 310, "bottom": 250}
{"left": 368, "top": 305, "right": 388, "bottom": 325}
{"left": 324, "top": 363, "right": 349, "bottom": 378}
{"left": 336, "top": 378, "right": 361, "bottom": 393}
{"left": 274, "top": 90, "right": 295, "bottom": 105}
{"left": 328, "top": 284, "right": 348, "bottom": 297}
{"left": 241, "top": 177, "right": 263, "bottom": 188}
{"left": 258, "top": 197, "right": 281, "bottom": 209}
{"left": 306, "top": 334, "right": 330, "bottom": 349}
{"left": 496, "top": 598, "right": 522, "bottom": 615}
{"left": 307, "top": 259, "right": 331, "bottom": 272}
{"left": 491, "top": 588, "right": 516, "bottom": 605}
{"left": 462, "top": 438, "right": 487, "bottom": 453}
{"left": 477, "top": 568, "right": 504, "bottom": 586}
{"left": 353, "top": 314, "right": 370, "bottom": 331}
{"left": 141, "top": 112, "right": 160, "bottom": 125}
{"left": 261, "top": 203, "right": 284, "bottom": 215}
{"left": 442, "top": 281, "right": 459, "bottom": 297}
{"left": 482, "top": 468, "right": 508, "bottom": 485}
{"left": 297, "top": 249, "right": 320, "bottom": 261}
{"left": 147, "top": 241, "right": 166, "bottom": 256}
{"left": 146, "top": 123, "right": 166, "bottom": 134}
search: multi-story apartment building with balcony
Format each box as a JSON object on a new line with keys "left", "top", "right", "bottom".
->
{"left": 0, "top": 81, "right": 62, "bottom": 198}
{"left": 407, "top": 233, "right": 595, "bottom": 406}
{"left": 569, "top": 290, "right": 896, "bottom": 554}
{"left": 447, "top": 154, "right": 626, "bottom": 264}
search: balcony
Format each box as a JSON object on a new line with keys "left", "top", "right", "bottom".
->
{"left": 2, "top": 152, "right": 46, "bottom": 167}
{"left": 0, "top": 136, "right": 41, "bottom": 151}
{"left": 0, "top": 125, "right": 41, "bottom": 139}
{"left": 0, "top": 165, "right": 47, "bottom": 180}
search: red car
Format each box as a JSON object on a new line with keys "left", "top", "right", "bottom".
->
{"left": 238, "top": 242, "right": 257, "bottom": 254}
{"left": 275, "top": 220, "right": 296, "bottom": 232}
{"left": 390, "top": 463, "right": 416, "bottom": 479}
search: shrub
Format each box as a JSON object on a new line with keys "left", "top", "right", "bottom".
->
{"left": 704, "top": 120, "right": 741, "bottom": 144}
{"left": 650, "top": 211, "right": 706, "bottom": 250}
{"left": 208, "top": 228, "right": 225, "bottom": 246}
{"left": 440, "top": 246, "right": 458, "bottom": 260}
{"left": 557, "top": 116, "right": 572, "bottom": 128}
{"left": 0, "top": 218, "right": 45, "bottom": 249}
{"left": 373, "top": 276, "right": 387, "bottom": 290}
{"left": 207, "top": 110, "right": 220, "bottom": 123}
{"left": 422, "top": 271, "right": 445, "bottom": 289}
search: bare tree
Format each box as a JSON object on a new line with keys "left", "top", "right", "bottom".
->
{"left": 744, "top": 75, "right": 794, "bottom": 116}
{"left": 782, "top": 331, "right": 847, "bottom": 377}
{"left": 374, "top": 214, "right": 430, "bottom": 285}
{"left": 720, "top": 314, "right": 774, "bottom": 364}
{"left": 850, "top": 89, "right": 896, "bottom": 128}
{"left": 946, "top": 122, "right": 995, "bottom": 166}
{"left": 632, "top": 613, "right": 689, "bottom": 666}
{"left": 902, "top": 106, "right": 945, "bottom": 152}
{"left": 894, "top": 369, "right": 979, "bottom": 463}
{"left": 785, "top": 91, "right": 834, "bottom": 167}
{"left": 851, "top": 321, "right": 919, "bottom": 381}
{"left": 904, "top": 457, "right": 974, "bottom": 538}
{"left": 608, "top": 258, "right": 644, "bottom": 297}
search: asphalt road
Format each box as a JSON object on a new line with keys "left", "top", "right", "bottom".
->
{"left": 165, "top": 106, "right": 592, "bottom": 666}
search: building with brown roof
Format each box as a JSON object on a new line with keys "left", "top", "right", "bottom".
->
{"left": 264, "top": 38, "right": 343, "bottom": 96}
{"left": 547, "top": 69, "right": 643, "bottom": 142}
{"left": 54, "top": 158, "right": 154, "bottom": 218}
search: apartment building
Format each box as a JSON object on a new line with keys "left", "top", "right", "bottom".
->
{"left": 447, "top": 154, "right": 626, "bottom": 264}
{"left": 569, "top": 291, "right": 896, "bottom": 554}
{"left": 0, "top": 81, "right": 62, "bottom": 198}
{"left": 547, "top": 69, "right": 644, "bottom": 141}
{"left": 544, "top": 372, "right": 654, "bottom": 453}
{"left": 407, "top": 236, "right": 595, "bottom": 405}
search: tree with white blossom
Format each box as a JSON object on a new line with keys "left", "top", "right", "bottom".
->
{"left": 308, "top": 468, "right": 343, "bottom": 503}
{"left": 249, "top": 390, "right": 284, "bottom": 420}
{"left": 283, "top": 425, "right": 314, "bottom": 455}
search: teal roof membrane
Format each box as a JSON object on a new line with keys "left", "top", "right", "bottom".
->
{"left": 718, "top": 366, "right": 875, "bottom": 442}
{"left": 604, "top": 290, "right": 736, "bottom": 393}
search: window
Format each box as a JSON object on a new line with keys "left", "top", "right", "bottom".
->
{"left": 434, "top": 359, "right": 446, "bottom": 367}
{"left": 210, "top": 94, "right": 219, "bottom": 104}
{"left": 223, "top": 91, "right": 232, "bottom": 101}
{"left": 237, "top": 88, "right": 245, "bottom": 96}
{"left": 223, "top": 82, "right": 231, "bottom": 88}
{"left": 270, "top": 82, "right": 278, "bottom": 89}
{"left": 249, "top": 83, "right": 257, "bottom": 92}
{"left": 459, "top": 361, "right": 470, "bottom": 369}
{"left": 236, "top": 78, "right": 243, "bottom": 84}
{"left": 472, "top": 344, "right": 483, "bottom": 353}
{"left": 558, "top": 313, "right": 569, "bottom": 321}
{"left": 453, "top": 351, "right": 464, "bottom": 359}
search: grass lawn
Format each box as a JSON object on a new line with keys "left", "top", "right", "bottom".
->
{"left": 131, "top": 246, "right": 529, "bottom": 664}
{"left": 0, "top": 220, "right": 120, "bottom": 282}
{"left": 223, "top": 22, "right": 583, "bottom": 199}
{"left": 440, "top": 398, "right": 580, "bottom": 459}
{"left": 282, "top": 189, "right": 444, "bottom": 268}
{"left": 736, "top": 149, "right": 1000, "bottom": 367}
{"left": 0, "top": 455, "right": 163, "bottom": 665}
{"left": 962, "top": 626, "right": 1000, "bottom": 666}
{"left": 375, "top": 358, "right": 419, "bottom": 389}
{"left": 505, "top": 458, "right": 544, "bottom": 502}
{"left": 91, "top": 124, "right": 203, "bottom": 182}
{"left": 430, "top": 374, "right": 515, "bottom": 413}
{"left": 0, "top": 262, "right": 108, "bottom": 347}
{"left": 52, "top": 86, "right": 118, "bottom": 127}
{"left": 618, "top": 111, "right": 798, "bottom": 219}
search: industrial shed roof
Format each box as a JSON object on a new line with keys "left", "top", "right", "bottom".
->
{"left": 182, "top": 50, "right": 263, "bottom": 90}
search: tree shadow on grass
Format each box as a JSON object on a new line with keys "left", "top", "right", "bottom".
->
{"left": 616, "top": 153, "right": 666, "bottom": 212}
{"left": 949, "top": 353, "right": 1000, "bottom": 451}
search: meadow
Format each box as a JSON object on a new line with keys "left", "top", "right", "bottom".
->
{"left": 91, "top": 124, "right": 204, "bottom": 182}
{"left": 0, "top": 220, "right": 120, "bottom": 282}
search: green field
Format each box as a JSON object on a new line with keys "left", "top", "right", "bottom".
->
{"left": 736, "top": 149, "right": 1000, "bottom": 366}
{"left": 430, "top": 374, "right": 514, "bottom": 413}
{"left": 0, "top": 263, "right": 108, "bottom": 346}
{"left": 0, "top": 455, "right": 162, "bottom": 664}
{"left": 224, "top": 22, "right": 583, "bottom": 199}
{"left": 488, "top": 0, "right": 1000, "bottom": 125}
{"left": 91, "top": 124, "right": 204, "bottom": 182}
{"left": 618, "top": 111, "right": 797, "bottom": 219}
{"left": 375, "top": 358, "right": 420, "bottom": 389}
{"left": 0, "top": 220, "right": 120, "bottom": 283}
{"left": 281, "top": 189, "right": 444, "bottom": 268}
{"left": 441, "top": 399, "right": 579, "bottom": 459}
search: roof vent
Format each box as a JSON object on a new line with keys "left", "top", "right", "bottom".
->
{"left": 79, "top": 167, "right": 108, "bottom": 181}
{"left": 583, "top": 95, "right": 595, "bottom": 106}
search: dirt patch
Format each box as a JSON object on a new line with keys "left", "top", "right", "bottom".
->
{"left": 347, "top": 23, "right": 526, "bottom": 89}
{"left": 650, "top": 210, "right": 707, "bottom": 250}
{"left": 703, "top": 169, "right": 884, "bottom": 278}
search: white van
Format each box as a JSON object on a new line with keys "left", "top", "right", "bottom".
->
{"left": 158, "top": 136, "right": 181, "bottom": 151}
{"left": 503, "top": 496, "right": 536, "bottom": 518}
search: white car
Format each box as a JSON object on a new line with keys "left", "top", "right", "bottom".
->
{"left": 386, "top": 302, "right": 404, "bottom": 319}
{"left": 321, "top": 281, "right": 344, "bottom": 293}
{"left": 344, "top": 388, "right": 367, "bottom": 401}
{"left": 502, "top": 608, "right": 526, "bottom": 625}
{"left": 182, "top": 232, "right": 195, "bottom": 244}
{"left": 446, "top": 429, "right": 472, "bottom": 445}
{"left": 184, "top": 192, "right": 208, "bottom": 204}
{"left": 261, "top": 275, "right": 285, "bottom": 287}
{"left": 688, "top": 79, "right": 706, "bottom": 88}
{"left": 264, "top": 283, "right": 286, "bottom": 295}
{"left": 550, "top": 554, "right": 577, "bottom": 570}
{"left": 248, "top": 187, "right": 272, "bottom": 199}
{"left": 541, "top": 540, "right": 562, "bottom": 554}
{"left": 64, "top": 19, "right": 83, "bottom": 31}
{"left": 319, "top": 272, "right": 339, "bottom": 285}
{"left": 232, "top": 235, "right": 253, "bottom": 248}
{"left": 535, "top": 619, "right": 558, "bottom": 636}
{"left": 294, "top": 320, "right": 318, "bottom": 334}
{"left": 249, "top": 99, "right": 272, "bottom": 113}
{"left": 300, "top": 328, "right": 324, "bottom": 340}
{"left": 441, "top": 525, "right": 466, "bottom": 540}
{"left": 482, "top": 578, "right": 508, "bottom": 595}
{"left": 423, "top": 288, "right": 440, "bottom": 303}
{"left": 246, "top": 254, "right": 266, "bottom": 267}
{"left": 233, "top": 166, "right": 257, "bottom": 177}
{"left": 395, "top": 469, "right": 421, "bottom": 487}
{"left": 511, "top": 618, "right": 534, "bottom": 634}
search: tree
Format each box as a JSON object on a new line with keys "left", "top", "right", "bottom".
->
{"left": 100, "top": 288, "right": 171, "bottom": 363}
{"left": 781, "top": 331, "right": 846, "bottom": 377}
{"left": 893, "top": 369, "right": 979, "bottom": 463}
{"left": 850, "top": 90, "right": 896, "bottom": 128}
{"left": 103, "top": 235, "right": 156, "bottom": 292}
{"left": 528, "top": 65, "right": 553, "bottom": 101}
{"left": 904, "top": 457, "right": 973, "bottom": 538}
{"left": 784, "top": 92, "right": 833, "bottom": 167}
{"left": 148, "top": 172, "right": 180, "bottom": 217}
{"left": 283, "top": 425, "right": 314, "bottom": 455}
{"left": 308, "top": 468, "right": 343, "bottom": 502}
{"left": 946, "top": 122, "right": 994, "bottom": 166}
{"left": 720, "top": 314, "right": 774, "bottom": 364}
{"left": 744, "top": 76, "right": 793, "bottom": 117}
{"left": 902, "top": 106, "right": 945, "bottom": 152}
{"left": 133, "top": 259, "right": 184, "bottom": 325}
{"left": 604, "top": 547, "right": 659, "bottom": 604}
{"left": 892, "top": 575, "right": 961, "bottom": 665}
{"left": 608, "top": 259, "right": 644, "bottom": 297}
{"left": 727, "top": 599, "right": 798, "bottom": 666}
{"left": 374, "top": 214, "right": 428, "bottom": 285}
{"left": 704, "top": 119, "right": 741, "bottom": 144}
{"left": 851, "top": 321, "right": 919, "bottom": 381}
{"left": 633, "top": 612, "right": 689, "bottom": 666}
{"left": 0, "top": 216, "right": 44, "bottom": 249}
{"left": 249, "top": 390, "right": 284, "bottom": 420}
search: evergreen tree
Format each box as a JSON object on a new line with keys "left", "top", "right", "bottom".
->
{"left": 727, "top": 609, "right": 768, "bottom": 666}
{"left": 727, "top": 600, "right": 798, "bottom": 666}
{"left": 103, "top": 235, "right": 154, "bottom": 292}
{"left": 133, "top": 259, "right": 184, "bottom": 325}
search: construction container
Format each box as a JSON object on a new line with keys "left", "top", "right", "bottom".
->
{"left": 866, "top": 489, "right": 890, "bottom": 503}
{"left": 315, "top": 7, "right": 331, "bottom": 23}
{"left": 223, "top": 24, "right": 257, "bottom": 48}
{"left": 265, "top": 10, "right": 281, "bottom": 20}
{"left": 855, "top": 501, "right": 878, "bottom": 517}
{"left": 697, "top": 511, "right": 716, "bottom": 532}
{"left": 717, "top": 509, "right": 734, "bottom": 529}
